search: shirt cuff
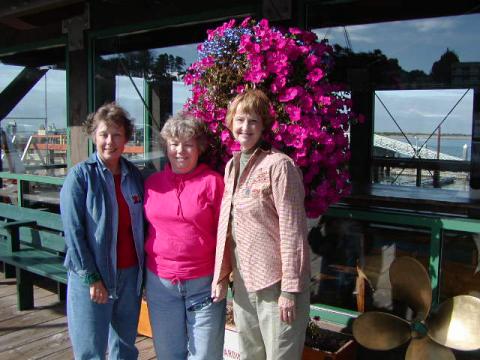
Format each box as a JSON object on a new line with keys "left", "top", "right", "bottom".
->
{"left": 83, "top": 272, "right": 101, "bottom": 285}
{"left": 280, "top": 291, "right": 297, "bottom": 301}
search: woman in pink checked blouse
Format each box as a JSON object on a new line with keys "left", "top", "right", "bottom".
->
{"left": 212, "top": 89, "right": 311, "bottom": 360}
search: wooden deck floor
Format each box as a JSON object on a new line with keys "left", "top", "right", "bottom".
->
{"left": 0, "top": 271, "right": 155, "bottom": 360}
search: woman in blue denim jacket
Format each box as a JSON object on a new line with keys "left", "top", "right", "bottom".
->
{"left": 60, "top": 103, "right": 144, "bottom": 360}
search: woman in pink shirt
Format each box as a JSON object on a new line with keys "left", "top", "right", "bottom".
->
{"left": 144, "top": 112, "right": 225, "bottom": 360}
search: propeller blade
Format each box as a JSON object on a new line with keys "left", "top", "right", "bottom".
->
{"left": 353, "top": 312, "right": 411, "bottom": 351}
{"left": 427, "top": 295, "right": 480, "bottom": 351}
{"left": 390, "top": 257, "right": 432, "bottom": 320}
{"left": 406, "top": 337, "right": 455, "bottom": 360}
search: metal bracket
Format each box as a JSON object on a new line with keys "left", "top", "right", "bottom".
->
{"left": 62, "top": 2, "right": 90, "bottom": 51}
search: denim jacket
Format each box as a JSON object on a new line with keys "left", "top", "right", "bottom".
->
{"left": 60, "top": 153, "right": 144, "bottom": 296}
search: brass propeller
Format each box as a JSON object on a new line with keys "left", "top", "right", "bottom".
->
{"left": 352, "top": 312, "right": 411, "bottom": 351}
{"left": 427, "top": 295, "right": 480, "bottom": 351}
{"left": 390, "top": 256, "right": 432, "bottom": 321}
{"left": 353, "top": 256, "right": 480, "bottom": 359}
{"left": 405, "top": 337, "right": 455, "bottom": 360}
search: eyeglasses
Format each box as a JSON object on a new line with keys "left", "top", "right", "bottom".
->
{"left": 187, "top": 296, "right": 213, "bottom": 312}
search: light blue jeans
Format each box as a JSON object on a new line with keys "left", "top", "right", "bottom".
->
{"left": 67, "top": 267, "right": 141, "bottom": 360}
{"left": 145, "top": 270, "right": 226, "bottom": 360}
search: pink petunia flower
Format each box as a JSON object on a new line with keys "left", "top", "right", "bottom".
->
{"left": 184, "top": 17, "right": 359, "bottom": 218}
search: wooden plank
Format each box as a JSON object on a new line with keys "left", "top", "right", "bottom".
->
{"left": 0, "top": 293, "right": 57, "bottom": 322}
{"left": 0, "top": 270, "right": 155, "bottom": 359}
{"left": 0, "top": 329, "right": 71, "bottom": 359}
{"left": 0, "top": 280, "right": 54, "bottom": 307}
{"left": 0, "top": 203, "right": 63, "bottom": 231}
{"left": 0, "top": 243, "right": 67, "bottom": 284}
{"left": 0, "top": 227, "right": 65, "bottom": 253}
{"left": 42, "top": 347, "right": 74, "bottom": 360}
{"left": 136, "top": 336, "right": 157, "bottom": 360}
{"left": 0, "top": 282, "right": 18, "bottom": 298}
{"left": 0, "top": 315, "right": 67, "bottom": 353}
{"left": 0, "top": 304, "right": 65, "bottom": 336}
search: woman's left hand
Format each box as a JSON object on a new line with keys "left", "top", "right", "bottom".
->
{"left": 211, "top": 278, "right": 228, "bottom": 302}
{"left": 278, "top": 295, "right": 296, "bottom": 324}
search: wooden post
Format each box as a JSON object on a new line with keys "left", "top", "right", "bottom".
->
{"left": 16, "top": 268, "right": 34, "bottom": 310}
{"left": 149, "top": 79, "right": 173, "bottom": 171}
{"left": 349, "top": 69, "right": 373, "bottom": 188}
{"left": 57, "top": 282, "right": 66, "bottom": 302}
{"left": 64, "top": 4, "right": 90, "bottom": 166}
{"left": 433, "top": 126, "right": 441, "bottom": 188}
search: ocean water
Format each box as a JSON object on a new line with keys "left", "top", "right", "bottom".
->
{"left": 388, "top": 135, "right": 471, "bottom": 160}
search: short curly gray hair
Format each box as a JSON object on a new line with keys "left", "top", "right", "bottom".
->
{"left": 160, "top": 112, "right": 208, "bottom": 154}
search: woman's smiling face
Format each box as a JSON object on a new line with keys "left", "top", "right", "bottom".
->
{"left": 232, "top": 104, "right": 264, "bottom": 151}
{"left": 94, "top": 120, "right": 127, "bottom": 169}
{"left": 166, "top": 137, "right": 200, "bottom": 174}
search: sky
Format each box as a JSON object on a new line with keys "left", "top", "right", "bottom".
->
{"left": 374, "top": 89, "right": 473, "bottom": 134}
{"left": 1, "top": 12, "right": 478, "bottom": 136}
{"left": 312, "top": 13, "right": 479, "bottom": 135}
{"left": 312, "top": 13, "right": 480, "bottom": 73}
{"left": 0, "top": 66, "right": 67, "bottom": 134}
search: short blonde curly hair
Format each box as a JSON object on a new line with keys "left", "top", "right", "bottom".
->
{"left": 160, "top": 112, "right": 208, "bottom": 154}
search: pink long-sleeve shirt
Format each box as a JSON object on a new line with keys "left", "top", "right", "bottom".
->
{"left": 144, "top": 163, "right": 224, "bottom": 281}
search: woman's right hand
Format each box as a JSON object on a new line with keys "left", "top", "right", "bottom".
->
{"left": 90, "top": 280, "right": 108, "bottom": 304}
{"left": 211, "top": 278, "right": 228, "bottom": 302}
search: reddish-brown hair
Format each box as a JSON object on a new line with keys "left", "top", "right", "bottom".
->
{"left": 225, "top": 89, "right": 274, "bottom": 132}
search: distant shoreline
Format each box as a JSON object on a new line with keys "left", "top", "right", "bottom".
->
{"left": 378, "top": 134, "right": 470, "bottom": 140}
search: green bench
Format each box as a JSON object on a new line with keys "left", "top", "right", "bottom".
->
{"left": 0, "top": 202, "right": 66, "bottom": 310}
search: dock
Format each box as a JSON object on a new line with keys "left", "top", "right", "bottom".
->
{"left": 0, "top": 269, "right": 155, "bottom": 360}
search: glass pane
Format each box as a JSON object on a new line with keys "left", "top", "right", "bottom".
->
{"left": 0, "top": 177, "right": 60, "bottom": 213}
{"left": 441, "top": 230, "right": 480, "bottom": 300}
{"left": 309, "top": 217, "right": 431, "bottom": 315}
{"left": 22, "top": 181, "right": 61, "bottom": 213}
{"left": 373, "top": 89, "right": 472, "bottom": 190}
{"left": 312, "top": 13, "right": 480, "bottom": 192}
{"left": 0, "top": 177, "right": 17, "bottom": 205}
{"left": 0, "top": 47, "right": 67, "bottom": 177}
{"left": 94, "top": 44, "right": 198, "bottom": 172}
{"left": 440, "top": 230, "right": 480, "bottom": 360}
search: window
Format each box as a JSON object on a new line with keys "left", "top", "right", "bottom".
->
{"left": 0, "top": 45, "right": 67, "bottom": 211}
{"left": 0, "top": 46, "right": 67, "bottom": 177}
{"left": 94, "top": 35, "right": 200, "bottom": 173}
{"left": 312, "top": 13, "right": 480, "bottom": 193}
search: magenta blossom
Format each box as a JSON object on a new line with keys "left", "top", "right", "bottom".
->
{"left": 184, "top": 18, "right": 360, "bottom": 218}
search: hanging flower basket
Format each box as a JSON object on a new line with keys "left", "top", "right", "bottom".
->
{"left": 184, "top": 18, "right": 359, "bottom": 217}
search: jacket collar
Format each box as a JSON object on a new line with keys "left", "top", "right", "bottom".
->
{"left": 86, "top": 152, "right": 129, "bottom": 177}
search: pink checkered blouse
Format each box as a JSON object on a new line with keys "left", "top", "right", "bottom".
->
{"left": 212, "top": 145, "right": 310, "bottom": 293}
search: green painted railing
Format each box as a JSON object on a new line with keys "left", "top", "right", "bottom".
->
{"left": 0, "top": 172, "right": 64, "bottom": 207}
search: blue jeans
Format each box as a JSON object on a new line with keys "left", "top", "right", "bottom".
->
{"left": 146, "top": 270, "right": 226, "bottom": 360}
{"left": 67, "top": 267, "right": 141, "bottom": 360}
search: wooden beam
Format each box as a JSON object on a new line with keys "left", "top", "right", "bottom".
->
{"left": 0, "top": 67, "right": 47, "bottom": 122}
{"left": 68, "top": 48, "right": 88, "bottom": 164}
